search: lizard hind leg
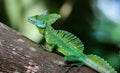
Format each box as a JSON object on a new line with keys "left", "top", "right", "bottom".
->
{"left": 64, "top": 55, "right": 83, "bottom": 67}
{"left": 64, "top": 62, "right": 83, "bottom": 73}
{"left": 64, "top": 56, "right": 83, "bottom": 73}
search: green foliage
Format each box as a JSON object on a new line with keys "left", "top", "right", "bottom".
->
{"left": 4, "top": 0, "right": 47, "bottom": 42}
{"left": 92, "top": 5, "right": 120, "bottom": 71}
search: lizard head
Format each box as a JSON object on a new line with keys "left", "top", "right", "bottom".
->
{"left": 28, "top": 13, "right": 61, "bottom": 28}
{"left": 28, "top": 15, "right": 46, "bottom": 28}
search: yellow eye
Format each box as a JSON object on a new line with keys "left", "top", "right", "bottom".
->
{"left": 35, "top": 15, "right": 39, "bottom": 19}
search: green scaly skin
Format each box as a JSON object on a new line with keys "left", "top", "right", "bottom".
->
{"left": 28, "top": 12, "right": 117, "bottom": 73}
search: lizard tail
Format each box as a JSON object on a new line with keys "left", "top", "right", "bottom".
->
{"left": 84, "top": 54, "right": 117, "bottom": 73}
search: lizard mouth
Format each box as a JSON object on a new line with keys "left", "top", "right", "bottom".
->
{"left": 28, "top": 17, "right": 36, "bottom": 24}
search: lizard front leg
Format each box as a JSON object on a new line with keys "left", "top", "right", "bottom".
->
{"left": 41, "top": 44, "right": 56, "bottom": 52}
{"left": 39, "top": 37, "right": 56, "bottom": 52}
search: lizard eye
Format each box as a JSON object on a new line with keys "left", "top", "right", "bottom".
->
{"left": 35, "top": 15, "right": 39, "bottom": 19}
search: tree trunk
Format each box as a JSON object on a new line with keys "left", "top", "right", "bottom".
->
{"left": 0, "top": 22, "right": 97, "bottom": 73}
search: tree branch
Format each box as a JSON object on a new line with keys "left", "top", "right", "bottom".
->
{"left": 0, "top": 22, "right": 97, "bottom": 73}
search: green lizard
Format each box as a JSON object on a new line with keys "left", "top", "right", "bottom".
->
{"left": 28, "top": 12, "right": 117, "bottom": 73}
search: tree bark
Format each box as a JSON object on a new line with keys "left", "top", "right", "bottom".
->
{"left": 0, "top": 22, "right": 97, "bottom": 73}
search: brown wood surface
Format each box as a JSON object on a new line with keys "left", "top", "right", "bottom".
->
{"left": 0, "top": 22, "right": 97, "bottom": 73}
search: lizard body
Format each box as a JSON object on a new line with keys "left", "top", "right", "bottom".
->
{"left": 28, "top": 12, "right": 117, "bottom": 73}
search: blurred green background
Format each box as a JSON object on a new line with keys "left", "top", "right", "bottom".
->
{"left": 0, "top": 0, "right": 120, "bottom": 72}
